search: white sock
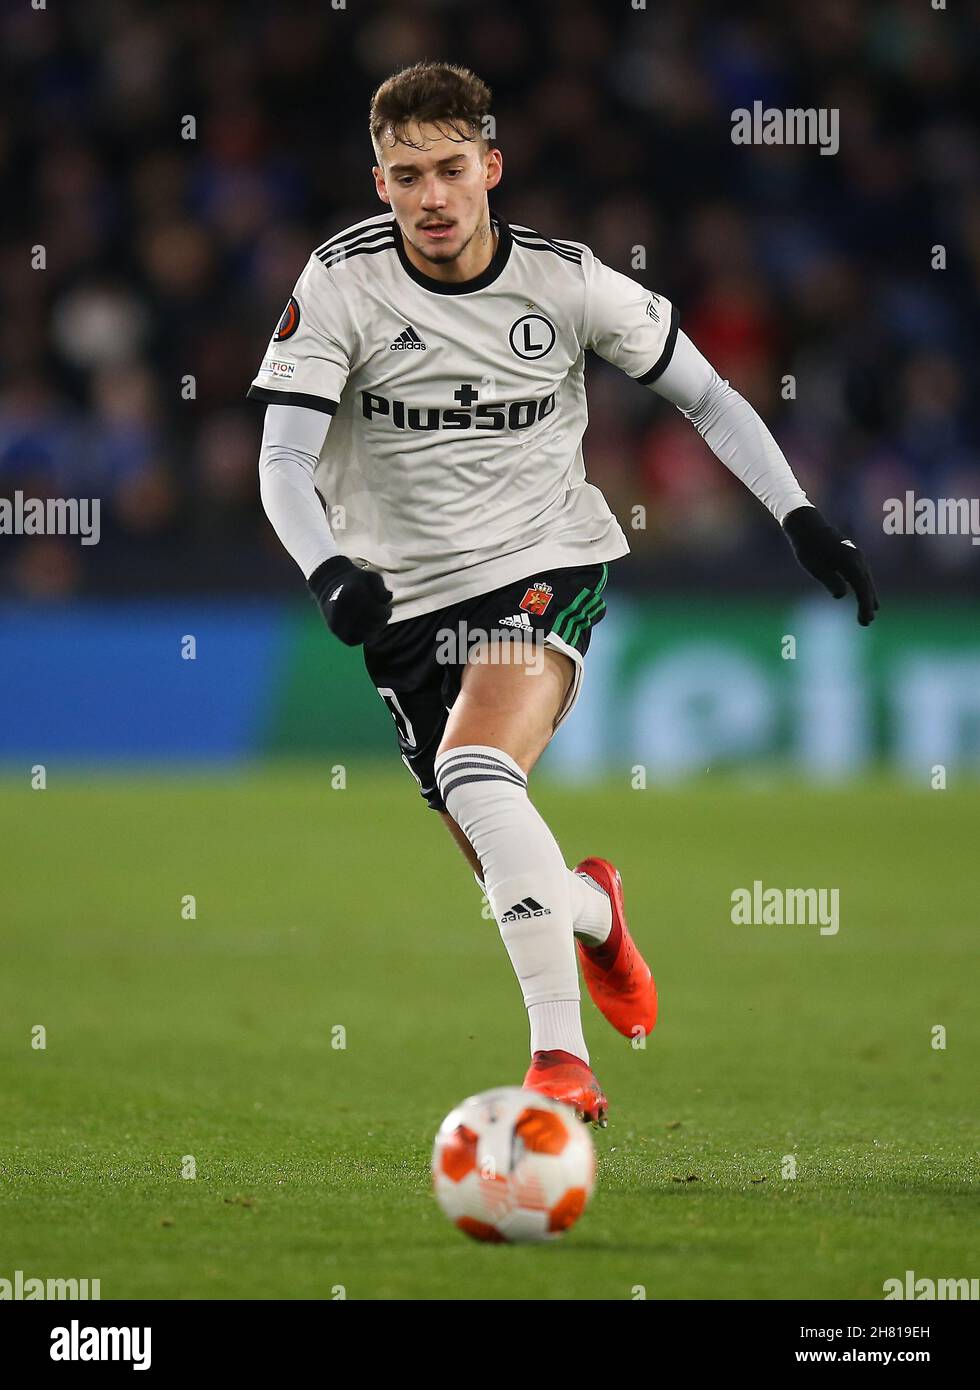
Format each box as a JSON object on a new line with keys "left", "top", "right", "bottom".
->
{"left": 476, "top": 867, "right": 612, "bottom": 946}
{"left": 436, "top": 744, "right": 588, "bottom": 1061}
{"left": 568, "top": 870, "right": 612, "bottom": 945}
{"left": 528, "top": 999, "right": 589, "bottom": 1062}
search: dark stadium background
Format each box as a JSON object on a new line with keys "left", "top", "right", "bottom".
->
{"left": 2, "top": 0, "right": 977, "bottom": 603}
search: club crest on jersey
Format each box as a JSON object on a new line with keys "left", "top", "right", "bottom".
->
{"left": 274, "top": 296, "right": 300, "bottom": 342}
{"left": 509, "top": 313, "right": 556, "bottom": 360}
{"left": 520, "top": 583, "right": 554, "bottom": 616}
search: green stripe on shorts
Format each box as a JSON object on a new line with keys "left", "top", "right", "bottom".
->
{"left": 552, "top": 588, "right": 592, "bottom": 643}
{"left": 566, "top": 592, "right": 606, "bottom": 649}
{"left": 553, "top": 565, "right": 608, "bottom": 648}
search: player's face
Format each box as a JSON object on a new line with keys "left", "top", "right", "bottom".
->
{"left": 373, "top": 121, "right": 502, "bottom": 267}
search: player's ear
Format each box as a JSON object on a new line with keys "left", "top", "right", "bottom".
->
{"left": 484, "top": 147, "right": 503, "bottom": 191}
{"left": 372, "top": 166, "right": 391, "bottom": 205}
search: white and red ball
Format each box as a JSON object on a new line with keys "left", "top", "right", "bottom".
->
{"left": 432, "top": 1087, "right": 596, "bottom": 1244}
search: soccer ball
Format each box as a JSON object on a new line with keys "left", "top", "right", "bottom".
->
{"left": 431, "top": 1086, "right": 596, "bottom": 1243}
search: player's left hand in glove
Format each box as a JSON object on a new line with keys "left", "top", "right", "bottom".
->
{"left": 308, "top": 555, "right": 393, "bottom": 645}
{"left": 782, "top": 505, "right": 879, "bottom": 627}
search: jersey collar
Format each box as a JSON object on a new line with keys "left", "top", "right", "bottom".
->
{"left": 393, "top": 216, "right": 512, "bottom": 295}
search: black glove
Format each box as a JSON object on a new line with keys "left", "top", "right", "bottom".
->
{"left": 782, "top": 506, "right": 879, "bottom": 626}
{"left": 308, "top": 555, "right": 393, "bottom": 645}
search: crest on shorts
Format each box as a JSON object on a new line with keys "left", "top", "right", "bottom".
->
{"left": 520, "top": 583, "right": 554, "bottom": 616}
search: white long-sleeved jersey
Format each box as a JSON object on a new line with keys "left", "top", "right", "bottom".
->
{"left": 250, "top": 213, "right": 809, "bottom": 618}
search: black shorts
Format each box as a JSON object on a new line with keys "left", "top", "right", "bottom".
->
{"left": 362, "top": 561, "right": 611, "bottom": 811}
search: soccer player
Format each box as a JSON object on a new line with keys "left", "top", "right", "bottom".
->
{"left": 249, "top": 62, "right": 877, "bottom": 1125}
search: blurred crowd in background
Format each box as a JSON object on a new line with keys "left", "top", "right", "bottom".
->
{"left": 1, "top": 0, "right": 978, "bottom": 599}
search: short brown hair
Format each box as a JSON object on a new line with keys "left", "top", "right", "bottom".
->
{"left": 369, "top": 62, "right": 493, "bottom": 159}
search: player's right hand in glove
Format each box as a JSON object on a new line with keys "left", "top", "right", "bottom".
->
{"left": 782, "top": 505, "right": 879, "bottom": 627}
{"left": 308, "top": 555, "right": 393, "bottom": 645}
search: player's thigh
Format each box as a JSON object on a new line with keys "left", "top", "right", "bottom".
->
{"left": 438, "top": 645, "right": 575, "bottom": 773}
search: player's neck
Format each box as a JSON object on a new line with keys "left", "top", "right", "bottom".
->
{"left": 400, "top": 216, "right": 498, "bottom": 285}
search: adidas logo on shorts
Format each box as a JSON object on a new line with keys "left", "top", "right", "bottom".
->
{"left": 500, "top": 897, "right": 551, "bottom": 922}
{"left": 389, "top": 325, "right": 427, "bottom": 351}
{"left": 499, "top": 612, "right": 533, "bottom": 629}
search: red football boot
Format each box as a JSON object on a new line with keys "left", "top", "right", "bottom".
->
{"left": 523, "top": 1049, "right": 608, "bottom": 1127}
{"left": 574, "top": 858, "right": 658, "bottom": 1039}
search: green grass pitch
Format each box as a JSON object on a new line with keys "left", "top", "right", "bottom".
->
{"left": 1, "top": 768, "right": 976, "bottom": 1300}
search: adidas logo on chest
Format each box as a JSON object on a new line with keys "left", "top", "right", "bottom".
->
{"left": 389, "top": 325, "right": 427, "bottom": 351}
